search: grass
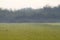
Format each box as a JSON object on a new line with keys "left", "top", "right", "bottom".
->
{"left": 0, "top": 23, "right": 60, "bottom": 40}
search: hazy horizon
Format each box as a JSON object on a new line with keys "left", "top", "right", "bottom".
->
{"left": 0, "top": 0, "right": 60, "bottom": 10}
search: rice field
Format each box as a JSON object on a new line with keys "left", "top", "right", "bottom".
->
{"left": 0, "top": 23, "right": 60, "bottom": 40}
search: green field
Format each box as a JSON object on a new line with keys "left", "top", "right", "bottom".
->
{"left": 0, "top": 23, "right": 60, "bottom": 40}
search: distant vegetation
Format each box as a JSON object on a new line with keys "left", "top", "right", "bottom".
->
{"left": 0, "top": 5, "right": 60, "bottom": 22}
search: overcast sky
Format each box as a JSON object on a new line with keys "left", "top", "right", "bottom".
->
{"left": 0, "top": 0, "right": 60, "bottom": 9}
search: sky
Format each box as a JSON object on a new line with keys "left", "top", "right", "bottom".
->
{"left": 0, "top": 0, "right": 60, "bottom": 10}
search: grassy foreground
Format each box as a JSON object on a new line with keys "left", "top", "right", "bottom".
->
{"left": 0, "top": 23, "right": 60, "bottom": 40}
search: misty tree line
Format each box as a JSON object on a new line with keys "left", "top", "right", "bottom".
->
{"left": 0, "top": 5, "right": 60, "bottom": 22}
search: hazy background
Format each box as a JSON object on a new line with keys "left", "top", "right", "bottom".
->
{"left": 0, "top": 0, "right": 60, "bottom": 10}
{"left": 0, "top": 0, "right": 60, "bottom": 23}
